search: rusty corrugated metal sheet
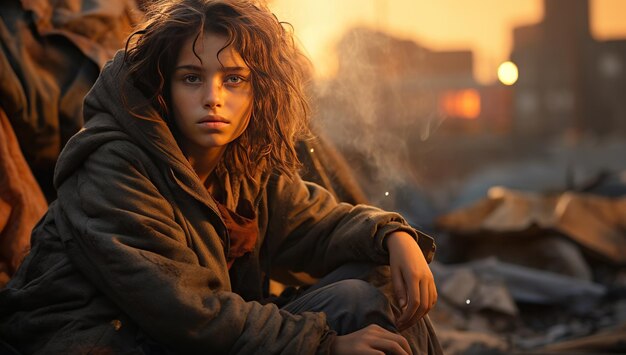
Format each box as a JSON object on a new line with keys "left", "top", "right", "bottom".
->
{"left": 437, "top": 187, "right": 626, "bottom": 264}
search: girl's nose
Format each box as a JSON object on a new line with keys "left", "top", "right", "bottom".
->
{"left": 203, "top": 78, "right": 223, "bottom": 109}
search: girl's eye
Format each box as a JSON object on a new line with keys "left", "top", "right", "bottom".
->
{"left": 224, "top": 75, "right": 246, "bottom": 85}
{"left": 183, "top": 74, "right": 201, "bottom": 84}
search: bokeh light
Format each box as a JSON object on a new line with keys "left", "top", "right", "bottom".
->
{"left": 498, "top": 61, "right": 519, "bottom": 85}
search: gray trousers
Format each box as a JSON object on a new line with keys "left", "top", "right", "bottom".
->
{"left": 279, "top": 263, "right": 443, "bottom": 355}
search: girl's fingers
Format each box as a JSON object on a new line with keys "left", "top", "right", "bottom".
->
{"left": 391, "top": 266, "right": 407, "bottom": 309}
{"left": 370, "top": 326, "right": 411, "bottom": 355}
{"left": 401, "top": 275, "right": 438, "bottom": 330}
{"left": 397, "top": 274, "right": 419, "bottom": 329}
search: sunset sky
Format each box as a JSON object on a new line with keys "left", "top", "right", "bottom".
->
{"left": 269, "top": 0, "right": 626, "bottom": 84}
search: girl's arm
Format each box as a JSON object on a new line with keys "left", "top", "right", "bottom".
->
{"left": 265, "top": 172, "right": 419, "bottom": 277}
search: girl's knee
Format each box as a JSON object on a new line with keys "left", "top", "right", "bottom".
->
{"left": 328, "top": 279, "right": 389, "bottom": 308}
{"left": 323, "top": 279, "right": 396, "bottom": 334}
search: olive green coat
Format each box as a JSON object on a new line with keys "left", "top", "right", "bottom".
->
{"left": 0, "top": 51, "right": 417, "bottom": 354}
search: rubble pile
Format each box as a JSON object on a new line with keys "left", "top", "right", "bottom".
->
{"left": 431, "top": 185, "right": 626, "bottom": 354}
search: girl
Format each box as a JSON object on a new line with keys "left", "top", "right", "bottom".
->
{"left": 0, "top": 0, "right": 442, "bottom": 354}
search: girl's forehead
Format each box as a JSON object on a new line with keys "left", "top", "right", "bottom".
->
{"left": 178, "top": 32, "right": 247, "bottom": 67}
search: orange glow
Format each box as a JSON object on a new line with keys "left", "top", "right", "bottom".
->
{"left": 269, "top": 0, "right": 543, "bottom": 82}
{"left": 440, "top": 89, "right": 481, "bottom": 120}
{"left": 270, "top": 1, "right": 626, "bottom": 83}
{"left": 591, "top": 0, "right": 626, "bottom": 40}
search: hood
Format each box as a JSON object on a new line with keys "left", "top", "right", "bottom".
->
{"left": 55, "top": 50, "right": 191, "bottom": 185}
{"left": 53, "top": 50, "right": 268, "bottom": 210}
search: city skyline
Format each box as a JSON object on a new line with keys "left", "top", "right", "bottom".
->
{"left": 270, "top": 0, "right": 626, "bottom": 83}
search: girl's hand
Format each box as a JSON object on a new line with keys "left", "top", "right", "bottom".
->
{"left": 386, "top": 231, "right": 437, "bottom": 330}
{"left": 330, "top": 324, "right": 411, "bottom": 355}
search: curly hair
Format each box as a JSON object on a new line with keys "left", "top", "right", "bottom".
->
{"left": 124, "top": 0, "right": 312, "bottom": 178}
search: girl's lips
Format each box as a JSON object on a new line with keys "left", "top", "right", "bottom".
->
{"left": 197, "top": 115, "right": 229, "bottom": 128}
{"left": 198, "top": 121, "right": 229, "bottom": 128}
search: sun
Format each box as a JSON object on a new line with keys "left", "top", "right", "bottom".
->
{"left": 498, "top": 61, "right": 519, "bottom": 85}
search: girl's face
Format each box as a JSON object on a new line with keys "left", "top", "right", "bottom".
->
{"left": 170, "top": 32, "right": 253, "bottom": 159}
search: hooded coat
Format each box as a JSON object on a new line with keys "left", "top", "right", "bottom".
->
{"left": 0, "top": 51, "right": 420, "bottom": 354}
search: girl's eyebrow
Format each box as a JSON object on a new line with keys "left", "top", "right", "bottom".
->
{"left": 174, "top": 64, "right": 202, "bottom": 72}
{"left": 174, "top": 64, "right": 250, "bottom": 72}
{"left": 220, "top": 66, "right": 250, "bottom": 73}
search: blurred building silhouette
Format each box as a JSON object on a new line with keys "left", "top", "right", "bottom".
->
{"left": 314, "top": 27, "right": 494, "bottom": 198}
{"left": 511, "top": 0, "right": 626, "bottom": 137}
{"left": 316, "top": 27, "right": 481, "bottom": 139}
